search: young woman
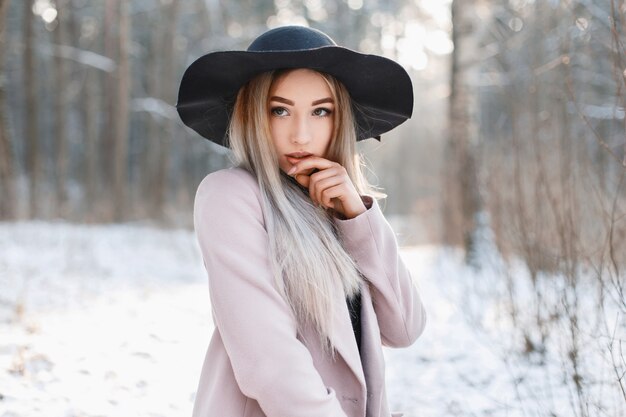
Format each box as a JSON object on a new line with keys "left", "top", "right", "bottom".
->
{"left": 176, "top": 25, "right": 427, "bottom": 417}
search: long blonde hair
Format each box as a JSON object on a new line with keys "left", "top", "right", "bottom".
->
{"left": 227, "top": 68, "right": 380, "bottom": 355}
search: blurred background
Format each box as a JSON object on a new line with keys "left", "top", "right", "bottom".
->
{"left": 0, "top": 0, "right": 454, "bottom": 242}
{"left": 1, "top": 1, "right": 625, "bottom": 417}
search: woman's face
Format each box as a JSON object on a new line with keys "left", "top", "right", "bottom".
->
{"left": 268, "top": 69, "right": 335, "bottom": 175}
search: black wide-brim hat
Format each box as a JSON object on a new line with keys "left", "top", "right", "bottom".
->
{"left": 176, "top": 25, "right": 414, "bottom": 147}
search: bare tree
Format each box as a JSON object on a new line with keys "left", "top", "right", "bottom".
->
{"left": 23, "top": 0, "right": 41, "bottom": 219}
{"left": 77, "top": 0, "right": 131, "bottom": 222}
{"left": 141, "top": 4, "right": 161, "bottom": 220}
{"left": 459, "top": 0, "right": 626, "bottom": 415}
{"left": 154, "top": 0, "right": 180, "bottom": 222}
{"left": 113, "top": 0, "right": 130, "bottom": 222}
{"left": 0, "top": 0, "right": 16, "bottom": 220}
{"left": 53, "top": 0, "right": 69, "bottom": 218}
{"left": 100, "top": 0, "right": 117, "bottom": 221}
{"left": 445, "top": 0, "right": 484, "bottom": 261}
{"left": 80, "top": 1, "right": 101, "bottom": 223}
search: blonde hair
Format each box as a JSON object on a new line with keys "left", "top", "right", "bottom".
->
{"left": 227, "top": 68, "right": 381, "bottom": 355}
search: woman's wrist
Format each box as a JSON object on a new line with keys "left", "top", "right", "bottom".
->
{"left": 342, "top": 202, "right": 367, "bottom": 219}
{"left": 332, "top": 196, "right": 372, "bottom": 220}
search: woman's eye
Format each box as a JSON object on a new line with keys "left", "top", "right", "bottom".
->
{"left": 271, "top": 107, "right": 288, "bottom": 117}
{"left": 313, "top": 108, "right": 332, "bottom": 117}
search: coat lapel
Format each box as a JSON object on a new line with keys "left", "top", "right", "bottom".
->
{"left": 330, "top": 284, "right": 367, "bottom": 388}
{"left": 359, "top": 283, "right": 385, "bottom": 411}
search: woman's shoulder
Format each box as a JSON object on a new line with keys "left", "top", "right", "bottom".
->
{"left": 196, "top": 167, "right": 259, "bottom": 198}
{"left": 194, "top": 167, "right": 263, "bottom": 222}
{"left": 193, "top": 167, "right": 266, "bottom": 245}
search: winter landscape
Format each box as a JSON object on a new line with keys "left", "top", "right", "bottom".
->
{"left": 2, "top": 221, "right": 623, "bottom": 417}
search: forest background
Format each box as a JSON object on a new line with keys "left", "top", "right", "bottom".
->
{"left": 1, "top": 0, "right": 626, "bottom": 416}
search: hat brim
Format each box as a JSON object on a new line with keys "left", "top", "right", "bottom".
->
{"left": 176, "top": 46, "right": 413, "bottom": 147}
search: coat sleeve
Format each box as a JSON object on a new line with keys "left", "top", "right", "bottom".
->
{"left": 193, "top": 169, "right": 349, "bottom": 417}
{"left": 333, "top": 195, "right": 427, "bottom": 348}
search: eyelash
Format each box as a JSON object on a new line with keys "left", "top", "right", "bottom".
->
{"left": 270, "top": 107, "right": 333, "bottom": 118}
{"left": 270, "top": 107, "right": 288, "bottom": 117}
{"left": 313, "top": 108, "right": 332, "bottom": 117}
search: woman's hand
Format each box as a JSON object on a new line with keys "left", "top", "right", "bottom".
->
{"left": 287, "top": 156, "right": 367, "bottom": 219}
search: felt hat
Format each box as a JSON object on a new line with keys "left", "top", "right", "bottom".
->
{"left": 176, "top": 25, "right": 413, "bottom": 147}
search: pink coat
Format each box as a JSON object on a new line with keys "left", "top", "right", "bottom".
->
{"left": 192, "top": 167, "right": 427, "bottom": 417}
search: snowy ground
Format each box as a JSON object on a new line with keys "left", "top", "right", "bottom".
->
{"left": 0, "top": 221, "right": 620, "bottom": 417}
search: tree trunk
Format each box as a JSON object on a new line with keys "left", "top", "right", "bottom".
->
{"left": 82, "top": 0, "right": 99, "bottom": 224}
{"left": 101, "top": 0, "right": 117, "bottom": 222}
{"left": 113, "top": 0, "right": 130, "bottom": 221}
{"left": 154, "top": 0, "right": 180, "bottom": 223}
{"left": 0, "top": 0, "right": 16, "bottom": 220}
{"left": 23, "top": 0, "right": 41, "bottom": 219}
{"left": 53, "top": 0, "right": 69, "bottom": 219}
{"left": 143, "top": 7, "right": 161, "bottom": 220}
{"left": 65, "top": 0, "right": 96, "bottom": 222}
{"left": 65, "top": 0, "right": 89, "bottom": 222}
{"left": 444, "top": 0, "right": 483, "bottom": 261}
{"left": 84, "top": 64, "right": 99, "bottom": 223}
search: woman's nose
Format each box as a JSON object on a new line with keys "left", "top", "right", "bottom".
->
{"left": 291, "top": 114, "right": 312, "bottom": 144}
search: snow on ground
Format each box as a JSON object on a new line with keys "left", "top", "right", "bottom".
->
{"left": 0, "top": 221, "right": 616, "bottom": 417}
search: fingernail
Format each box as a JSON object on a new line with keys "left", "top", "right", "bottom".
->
{"left": 288, "top": 166, "right": 296, "bottom": 175}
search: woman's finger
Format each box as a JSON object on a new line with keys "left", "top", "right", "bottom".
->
{"left": 308, "top": 167, "right": 341, "bottom": 200}
{"left": 320, "top": 184, "right": 345, "bottom": 209}
{"left": 294, "top": 172, "right": 310, "bottom": 188}
{"left": 291, "top": 157, "right": 337, "bottom": 189}
{"left": 312, "top": 175, "right": 344, "bottom": 207}
{"left": 288, "top": 156, "right": 337, "bottom": 176}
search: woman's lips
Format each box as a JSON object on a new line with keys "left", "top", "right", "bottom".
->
{"left": 286, "top": 154, "right": 313, "bottom": 165}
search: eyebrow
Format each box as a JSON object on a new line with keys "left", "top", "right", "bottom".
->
{"left": 312, "top": 97, "right": 334, "bottom": 105}
{"left": 269, "top": 96, "right": 334, "bottom": 106}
